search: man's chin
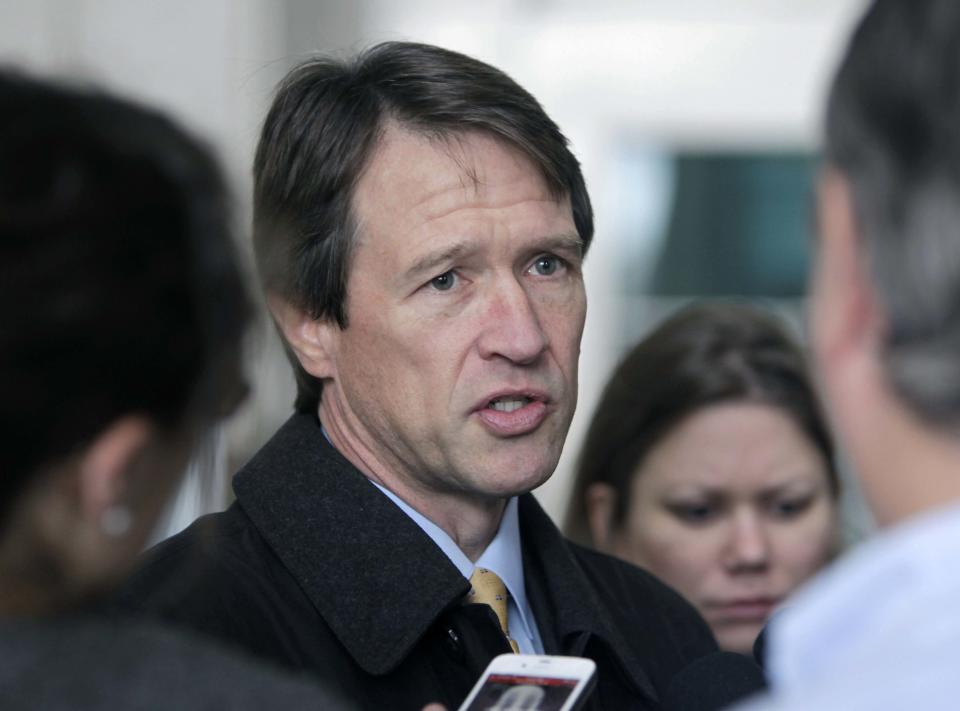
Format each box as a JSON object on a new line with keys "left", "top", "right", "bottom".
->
{"left": 452, "top": 428, "right": 565, "bottom": 496}
{"left": 462, "top": 457, "right": 558, "bottom": 500}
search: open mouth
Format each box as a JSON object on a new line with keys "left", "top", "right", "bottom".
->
{"left": 476, "top": 393, "right": 549, "bottom": 436}
{"left": 488, "top": 396, "right": 534, "bottom": 413}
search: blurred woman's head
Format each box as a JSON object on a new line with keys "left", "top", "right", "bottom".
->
{"left": 566, "top": 302, "right": 839, "bottom": 654}
{"left": 0, "top": 73, "right": 250, "bottom": 613}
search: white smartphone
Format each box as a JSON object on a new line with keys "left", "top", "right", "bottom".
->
{"left": 457, "top": 654, "right": 597, "bottom": 711}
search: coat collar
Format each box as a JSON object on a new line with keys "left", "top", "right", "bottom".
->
{"left": 518, "top": 495, "right": 657, "bottom": 701}
{"left": 234, "top": 411, "right": 653, "bottom": 698}
{"left": 233, "top": 413, "right": 469, "bottom": 675}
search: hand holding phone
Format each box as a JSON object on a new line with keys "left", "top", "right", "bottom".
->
{"left": 457, "top": 654, "right": 597, "bottom": 711}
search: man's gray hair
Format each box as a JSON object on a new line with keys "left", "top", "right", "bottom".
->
{"left": 826, "top": 0, "right": 960, "bottom": 425}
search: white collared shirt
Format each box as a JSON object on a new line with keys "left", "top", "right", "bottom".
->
{"left": 737, "top": 501, "right": 960, "bottom": 710}
{"left": 370, "top": 482, "right": 545, "bottom": 654}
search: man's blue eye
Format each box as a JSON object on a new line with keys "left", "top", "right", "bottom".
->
{"left": 431, "top": 271, "right": 456, "bottom": 291}
{"left": 533, "top": 255, "right": 559, "bottom": 276}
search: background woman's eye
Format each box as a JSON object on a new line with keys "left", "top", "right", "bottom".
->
{"left": 772, "top": 497, "right": 811, "bottom": 519}
{"left": 532, "top": 255, "right": 559, "bottom": 275}
{"left": 670, "top": 503, "right": 715, "bottom": 524}
{"left": 430, "top": 271, "right": 456, "bottom": 291}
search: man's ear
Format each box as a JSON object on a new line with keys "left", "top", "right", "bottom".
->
{"left": 812, "top": 168, "right": 882, "bottom": 370}
{"left": 584, "top": 483, "right": 619, "bottom": 553}
{"left": 267, "top": 293, "right": 340, "bottom": 380}
{"left": 77, "top": 416, "right": 154, "bottom": 525}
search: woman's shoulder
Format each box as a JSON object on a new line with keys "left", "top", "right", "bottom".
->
{"left": 0, "top": 615, "right": 347, "bottom": 710}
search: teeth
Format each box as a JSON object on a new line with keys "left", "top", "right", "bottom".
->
{"left": 489, "top": 397, "right": 531, "bottom": 413}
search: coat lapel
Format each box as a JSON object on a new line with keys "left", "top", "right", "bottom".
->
{"left": 232, "top": 413, "right": 471, "bottom": 676}
{"left": 518, "top": 495, "right": 658, "bottom": 703}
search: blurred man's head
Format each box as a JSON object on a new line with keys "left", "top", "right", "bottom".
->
{"left": 0, "top": 72, "right": 250, "bottom": 610}
{"left": 255, "top": 43, "right": 592, "bottom": 518}
{"left": 813, "top": 0, "right": 960, "bottom": 524}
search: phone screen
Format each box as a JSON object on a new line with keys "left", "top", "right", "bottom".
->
{"left": 460, "top": 672, "right": 582, "bottom": 711}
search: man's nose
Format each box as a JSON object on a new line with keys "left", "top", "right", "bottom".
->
{"left": 477, "top": 277, "right": 549, "bottom": 364}
{"left": 723, "top": 511, "right": 771, "bottom": 573}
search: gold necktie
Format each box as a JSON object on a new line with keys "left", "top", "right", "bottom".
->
{"left": 468, "top": 567, "right": 520, "bottom": 654}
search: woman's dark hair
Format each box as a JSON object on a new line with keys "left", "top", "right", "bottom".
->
{"left": 565, "top": 301, "right": 837, "bottom": 546}
{"left": 0, "top": 72, "right": 250, "bottom": 524}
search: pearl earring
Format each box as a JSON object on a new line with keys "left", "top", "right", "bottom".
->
{"left": 100, "top": 505, "right": 132, "bottom": 537}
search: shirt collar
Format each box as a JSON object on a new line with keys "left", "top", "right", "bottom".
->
{"left": 475, "top": 498, "right": 536, "bottom": 641}
{"left": 370, "top": 483, "right": 536, "bottom": 642}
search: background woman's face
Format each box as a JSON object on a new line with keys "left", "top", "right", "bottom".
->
{"left": 612, "top": 401, "right": 837, "bottom": 654}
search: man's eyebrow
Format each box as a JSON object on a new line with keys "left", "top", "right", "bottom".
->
{"left": 403, "top": 232, "right": 584, "bottom": 283}
{"left": 538, "top": 233, "right": 584, "bottom": 257}
{"left": 403, "top": 241, "right": 476, "bottom": 282}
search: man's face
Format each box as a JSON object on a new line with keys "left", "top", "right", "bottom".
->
{"left": 321, "top": 127, "right": 586, "bottom": 502}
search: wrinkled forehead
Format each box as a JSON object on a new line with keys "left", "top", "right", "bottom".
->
{"left": 351, "top": 124, "right": 568, "bottom": 228}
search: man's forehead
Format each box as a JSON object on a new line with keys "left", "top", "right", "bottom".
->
{"left": 353, "top": 124, "right": 559, "bottom": 221}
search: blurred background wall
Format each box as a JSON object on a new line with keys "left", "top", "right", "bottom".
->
{"left": 0, "top": 0, "right": 872, "bottom": 542}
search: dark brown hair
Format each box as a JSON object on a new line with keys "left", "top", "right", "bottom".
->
{"left": 0, "top": 72, "right": 250, "bottom": 523}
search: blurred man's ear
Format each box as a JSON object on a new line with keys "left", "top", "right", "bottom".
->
{"left": 812, "top": 168, "right": 882, "bottom": 373}
{"left": 584, "top": 483, "right": 619, "bottom": 553}
{"left": 267, "top": 293, "right": 340, "bottom": 381}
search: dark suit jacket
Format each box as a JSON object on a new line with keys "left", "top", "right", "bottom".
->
{"left": 117, "top": 413, "right": 717, "bottom": 709}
